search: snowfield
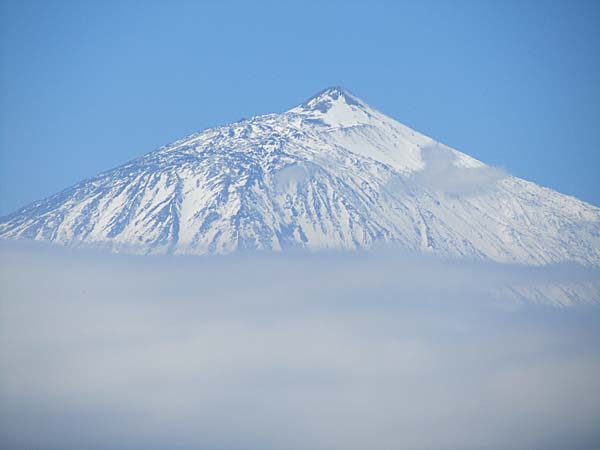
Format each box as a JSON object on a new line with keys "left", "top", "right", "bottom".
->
{"left": 1, "top": 87, "right": 599, "bottom": 265}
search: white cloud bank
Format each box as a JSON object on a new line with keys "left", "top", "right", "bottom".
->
{"left": 0, "top": 242, "right": 599, "bottom": 450}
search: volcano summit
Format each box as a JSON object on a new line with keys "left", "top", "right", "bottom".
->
{"left": 1, "top": 87, "right": 599, "bottom": 265}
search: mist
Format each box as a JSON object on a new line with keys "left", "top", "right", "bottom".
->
{"left": 410, "top": 144, "right": 508, "bottom": 195}
{"left": 1, "top": 242, "right": 599, "bottom": 450}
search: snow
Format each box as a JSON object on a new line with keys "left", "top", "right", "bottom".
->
{"left": 1, "top": 86, "right": 599, "bottom": 267}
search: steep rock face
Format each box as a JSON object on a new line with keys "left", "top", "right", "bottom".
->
{"left": 1, "top": 87, "right": 599, "bottom": 265}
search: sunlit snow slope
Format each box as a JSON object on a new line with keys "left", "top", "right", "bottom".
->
{"left": 1, "top": 87, "right": 599, "bottom": 265}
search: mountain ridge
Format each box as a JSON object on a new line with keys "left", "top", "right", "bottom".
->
{"left": 1, "top": 87, "right": 599, "bottom": 265}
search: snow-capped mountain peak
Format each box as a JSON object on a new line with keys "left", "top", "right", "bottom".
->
{"left": 1, "top": 87, "right": 599, "bottom": 269}
{"left": 290, "top": 86, "right": 375, "bottom": 128}
{"left": 298, "top": 86, "right": 363, "bottom": 111}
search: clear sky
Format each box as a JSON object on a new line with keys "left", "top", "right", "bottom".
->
{"left": 1, "top": 0, "right": 599, "bottom": 215}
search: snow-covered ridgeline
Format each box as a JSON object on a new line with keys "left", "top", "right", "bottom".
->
{"left": 1, "top": 87, "right": 599, "bottom": 266}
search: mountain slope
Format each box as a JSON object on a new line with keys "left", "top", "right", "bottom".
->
{"left": 1, "top": 87, "right": 599, "bottom": 265}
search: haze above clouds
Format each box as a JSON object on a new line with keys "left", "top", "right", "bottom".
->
{"left": 1, "top": 242, "right": 599, "bottom": 450}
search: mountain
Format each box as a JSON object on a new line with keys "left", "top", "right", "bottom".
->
{"left": 1, "top": 87, "right": 599, "bottom": 265}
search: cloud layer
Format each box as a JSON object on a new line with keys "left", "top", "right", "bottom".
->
{"left": 1, "top": 242, "right": 599, "bottom": 450}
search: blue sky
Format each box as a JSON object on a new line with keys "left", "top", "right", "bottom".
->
{"left": 0, "top": 0, "right": 599, "bottom": 214}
